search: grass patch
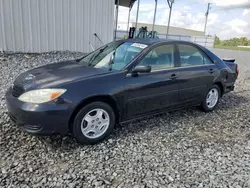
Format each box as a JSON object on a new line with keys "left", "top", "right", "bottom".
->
{"left": 214, "top": 45, "right": 250, "bottom": 51}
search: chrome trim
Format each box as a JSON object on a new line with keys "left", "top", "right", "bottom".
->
{"left": 150, "top": 64, "right": 215, "bottom": 73}
{"left": 126, "top": 64, "right": 215, "bottom": 76}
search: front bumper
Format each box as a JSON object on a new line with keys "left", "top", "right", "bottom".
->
{"left": 5, "top": 87, "right": 74, "bottom": 135}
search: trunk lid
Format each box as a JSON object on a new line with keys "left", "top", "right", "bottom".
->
{"left": 222, "top": 58, "right": 239, "bottom": 76}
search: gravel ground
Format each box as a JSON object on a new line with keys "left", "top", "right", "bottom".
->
{"left": 0, "top": 49, "right": 250, "bottom": 187}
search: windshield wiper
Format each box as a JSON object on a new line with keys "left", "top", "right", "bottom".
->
{"left": 88, "top": 45, "right": 108, "bottom": 66}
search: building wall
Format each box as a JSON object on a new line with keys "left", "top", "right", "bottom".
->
{"left": 131, "top": 22, "right": 205, "bottom": 37}
{"left": 0, "top": 0, "right": 114, "bottom": 53}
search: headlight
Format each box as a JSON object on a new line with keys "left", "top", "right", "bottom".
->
{"left": 18, "top": 89, "right": 67, "bottom": 103}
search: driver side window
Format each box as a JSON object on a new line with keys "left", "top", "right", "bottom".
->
{"left": 137, "top": 44, "right": 175, "bottom": 71}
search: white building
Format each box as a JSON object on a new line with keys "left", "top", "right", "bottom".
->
{"left": 0, "top": 0, "right": 115, "bottom": 53}
{"left": 0, "top": 0, "right": 214, "bottom": 53}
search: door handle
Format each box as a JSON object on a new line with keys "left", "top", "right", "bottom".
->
{"left": 170, "top": 74, "right": 178, "bottom": 80}
{"left": 208, "top": 69, "right": 215, "bottom": 74}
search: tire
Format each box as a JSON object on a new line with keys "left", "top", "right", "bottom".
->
{"left": 200, "top": 85, "right": 221, "bottom": 112}
{"left": 72, "top": 102, "right": 115, "bottom": 145}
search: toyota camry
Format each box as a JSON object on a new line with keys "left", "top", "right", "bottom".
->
{"left": 6, "top": 39, "right": 239, "bottom": 144}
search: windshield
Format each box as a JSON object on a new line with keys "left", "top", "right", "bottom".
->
{"left": 79, "top": 41, "right": 147, "bottom": 71}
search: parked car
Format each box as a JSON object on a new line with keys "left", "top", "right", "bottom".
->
{"left": 6, "top": 39, "right": 239, "bottom": 144}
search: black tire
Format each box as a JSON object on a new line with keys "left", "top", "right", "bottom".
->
{"left": 72, "top": 102, "right": 115, "bottom": 145}
{"left": 200, "top": 85, "right": 221, "bottom": 112}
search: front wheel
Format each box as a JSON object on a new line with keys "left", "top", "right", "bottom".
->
{"left": 200, "top": 85, "right": 221, "bottom": 112}
{"left": 72, "top": 102, "right": 115, "bottom": 145}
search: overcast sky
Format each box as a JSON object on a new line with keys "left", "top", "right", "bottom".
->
{"left": 118, "top": 0, "right": 250, "bottom": 39}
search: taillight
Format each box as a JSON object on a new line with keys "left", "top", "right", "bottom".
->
{"left": 236, "top": 65, "right": 239, "bottom": 75}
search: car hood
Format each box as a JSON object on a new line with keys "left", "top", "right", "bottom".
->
{"left": 14, "top": 60, "right": 108, "bottom": 90}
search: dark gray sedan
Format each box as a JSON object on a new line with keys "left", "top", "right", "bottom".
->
{"left": 6, "top": 39, "right": 239, "bottom": 144}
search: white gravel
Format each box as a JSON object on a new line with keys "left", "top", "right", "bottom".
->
{"left": 0, "top": 50, "right": 250, "bottom": 187}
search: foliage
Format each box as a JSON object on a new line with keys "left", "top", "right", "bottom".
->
{"left": 214, "top": 36, "right": 220, "bottom": 45}
{"left": 214, "top": 36, "right": 250, "bottom": 47}
{"left": 214, "top": 45, "right": 250, "bottom": 51}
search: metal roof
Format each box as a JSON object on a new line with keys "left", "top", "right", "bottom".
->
{"left": 115, "top": 0, "right": 136, "bottom": 8}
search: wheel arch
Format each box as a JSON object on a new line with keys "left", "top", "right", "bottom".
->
{"left": 214, "top": 82, "right": 224, "bottom": 97}
{"left": 68, "top": 95, "right": 120, "bottom": 132}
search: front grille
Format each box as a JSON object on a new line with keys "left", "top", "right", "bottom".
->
{"left": 12, "top": 85, "right": 25, "bottom": 97}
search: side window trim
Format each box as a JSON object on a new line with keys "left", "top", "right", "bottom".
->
{"left": 176, "top": 42, "right": 214, "bottom": 68}
{"left": 132, "top": 43, "right": 177, "bottom": 72}
{"left": 150, "top": 44, "right": 179, "bottom": 72}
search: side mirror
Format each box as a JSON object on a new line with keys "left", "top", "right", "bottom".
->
{"left": 132, "top": 65, "right": 151, "bottom": 74}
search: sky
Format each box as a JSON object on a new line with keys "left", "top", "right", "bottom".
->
{"left": 117, "top": 0, "right": 250, "bottom": 40}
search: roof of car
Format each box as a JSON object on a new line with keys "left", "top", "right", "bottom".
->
{"left": 119, "top": 38, "right": 178, "bottom": 45}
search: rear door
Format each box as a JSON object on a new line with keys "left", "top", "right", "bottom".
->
{"left": 175, "top": 43, "right": 217, "bottom": 106}
{"left": 124, "top": 43, "right": 180, "bottom": 119}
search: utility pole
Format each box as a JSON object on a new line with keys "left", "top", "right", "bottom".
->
{"left": 166, "top": 0, "right": 174, "bottom": 39}
{"left": 127, "top": 7, "right": 132, "bottom": 35}
{"left": 152, "top": 0, "right": 158, "bottom": 32}
{"left": 134, "top": 0, "right": 140, "bottom": 37}
{"left": 204, "top": 3, "right": 211, "bottom": 34}
{"left": 114, "top": 0, "right": 119, "bottom": 41}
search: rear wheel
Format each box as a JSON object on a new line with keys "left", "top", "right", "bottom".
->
{"left": 72, "top": 102, "right": 115, "bottom": 144}
{"left": 200, "top": 85, "right": 221, "bottom": 112}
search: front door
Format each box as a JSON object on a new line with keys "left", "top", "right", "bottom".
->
{"left": 124, "top": 44, "right": 180, "bottom": 119}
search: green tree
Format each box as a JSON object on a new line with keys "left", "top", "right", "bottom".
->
{"left": 230, "top": 38, "right": 238, "bottom": 46}
{"left": 240, "top": 37, "right": 248, "bottom": 46}
{"left": 214, "top": 36, "right": 250, "bottom": 47}
{"left": 214, "top": 36, "right": 220, "bottom": 45}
